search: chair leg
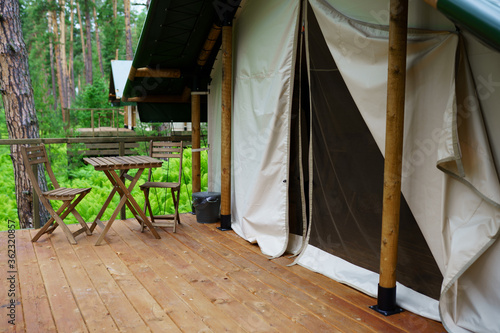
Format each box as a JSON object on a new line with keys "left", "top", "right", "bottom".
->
{"left": 141, "top": 188, "right": 154, "bottom": 232}
{"left": 71, "top": 208, "right": 92, "bottom": 236}
{"left": 31, "top": 201, "right": 71, "bottom": 242}
{"left": 53, "top": 215, "right": 78, "bottom": 244}
{"left": 171, "top": 188, "right": 181, "bottom": 233}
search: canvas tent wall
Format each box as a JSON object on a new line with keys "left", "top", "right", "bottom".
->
{"left": 206, "top": 1, "right": 500, "bottom": 332}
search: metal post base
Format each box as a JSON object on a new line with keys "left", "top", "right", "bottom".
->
{"left": 217, "top": 214, "right": 232, "bottom": 231}
{"left": 370, "top": 285, "right": 403, "bottom": 316}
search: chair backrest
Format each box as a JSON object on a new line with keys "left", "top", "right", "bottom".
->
{"left": 20, "top": 144, "right": 59, "bottom": 197}
{"left": 148, "top": 141, "right": 183, "bottom": 183}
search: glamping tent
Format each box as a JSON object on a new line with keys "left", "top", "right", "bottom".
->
{"left": 124, "top": 1, "right": 500, "bottom": 332}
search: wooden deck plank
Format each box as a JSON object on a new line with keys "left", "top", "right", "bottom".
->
{"left": 204, "top": 219, "right": 446, "bottom": 333}
{"left": 5, "top": 214, "right": 445, "bottom": 333}
{"left": 116, "top": 221, "right": 246, "bottom": 332}
{"left": 48, "top": 227, "right": 119, "bottom": 332}
{"left": 131, "top": 227, "right": 277, "bottom": 333}
{"left": 185, "top": 217, "right": 403, "bottom": 333}
{"left": 152, "top": 226, "right": 307, "bottom": 333}
{"left": 0, "top": 231, "right": 25, "bottom": 333}
{"left": 130, "top": 219, "right": 375, "bottom": 333}
{"left": 88, "top": 226, "right": 181, "bottom": 332}
{"left": 104, "top": 222, "right": 214, "bottom": 333}
{"left": 70, "top": 230, "right": 151, "bottom": 332}
{"left": 197, "top": 218, "right": 446, "bottom": 333}
{"left": 273, "top": 257, "right": 446, "bottom": 332}
{"left": 114, "top": 220, "right": 245, "bottom": 332}
{"left": 14, "top": 230, "right": 56, "bottom": 332}
{"left": 168, "top": 226, "right": 341, "bottom": 333}
{"left": 29, "top": 230, "right": 89, "bottom": 333}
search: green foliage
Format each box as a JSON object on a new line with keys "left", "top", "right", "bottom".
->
{"left": 74, "top": 76, "right": 110, "bottom": 109}
{"left": 0, "top": 138, "right": 209, "bottom": 230}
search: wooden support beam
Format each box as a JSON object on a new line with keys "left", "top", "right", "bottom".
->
{"left": 423, "top": 0, "right": 437, "bottom": 9}
{"left": 372, "top": 0, "right": 408, "bottom": 316}
{"left": 125, "top": 87, "right": 191, "bottom": 103}
{"left": 191, "top": 93, "right": 201, "bottom": 194}
{"left": 219, "top": 23, "right": 233, "bottom": 231}
{"left": 128, "top": 66, "right": 181, "bottom": 81}
{"left": 198, "top": 24, "right": 222, "bottom": 66}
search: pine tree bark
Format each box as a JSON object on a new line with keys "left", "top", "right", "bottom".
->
{"left": 92, "top": 0, "right": 104, "bottom": 77}
{"left": 76, "top": 1, "right": 87, "bottom": 83}
{"left": 58, "top": 0, "right": 69, "bottom": 110}
{"left": 124, "top": 0, "right": 133, "bottom": 60}
{"left": 113, "top": 0, "right": 118, "bottom": 59}
{"left": 84, "top": 0, "right": 93, "bottom": 85}
{"left": 0, "top": 0, "right": 50, "bottom": 228}
{"left": 48, "top": 2, "right": 67, "bottom": 119}
{"left": 48, "top": 31, "right": 58, "bottom": 110}
{"left": 69, "top": 0, "right": 75, "bottom": 101}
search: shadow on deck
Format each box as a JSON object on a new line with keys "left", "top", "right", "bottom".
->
{"left": 1, "top": 214, "right": 445, "bottom": 332}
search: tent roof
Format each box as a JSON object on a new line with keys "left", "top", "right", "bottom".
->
{"left": 121, "top": 0, "right": 239, "bottom": 122}
{"left": 109, "top": 60, "right": 133, "bottom": 103}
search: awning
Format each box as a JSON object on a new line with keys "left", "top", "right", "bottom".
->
{"left": 122, "top": 0, "right": 238, "bottom": 122}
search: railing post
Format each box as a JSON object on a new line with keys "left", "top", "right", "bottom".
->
{"left": 91, "top": 110, "right": 95, "bottom": 137}
{"left": 119, "top": 141, "right": 126, "bottom": 220}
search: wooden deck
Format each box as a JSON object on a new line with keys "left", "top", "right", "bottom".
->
{"left": 1, "top": 214, "right": 445, "bottom": 332}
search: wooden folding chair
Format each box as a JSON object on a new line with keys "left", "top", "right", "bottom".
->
{"left": 21, "top": 144, "right": 92, "bottom": 244}
{"left": 140, "top": 141, "right": 183, "bottom": 232}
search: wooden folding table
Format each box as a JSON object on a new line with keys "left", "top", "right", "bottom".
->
{"left": 84, "top": 155, "right": 163, "bottom": 245}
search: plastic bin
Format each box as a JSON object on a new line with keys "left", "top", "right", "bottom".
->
{"left": 192, "top": 192, "right": 221, "bottom": 223}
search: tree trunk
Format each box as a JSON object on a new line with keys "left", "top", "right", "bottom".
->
{"left": 69, "top": 0, "right": 75, "bottom": 101}
{"left": 124, "top": 0, "right": 133, "bottom": 60}
{"left": 0, "top": 0, "right": 50, "bottom": 228}
{"left": 76, "top": 1, "right": 88, "bottom": 85}
{"left": 48, "top": 31, "right": 58, "bottom": 110}
{"left": 84, "top": 0, "right": 93, "bottom": 85}
{"left": 58, "top": 0, "right": 69, "bottom": 111}
{"left": 49, "top": 3, "right": 66, "bottom": 120}
{"left": 113, "top": 0, "right": 119, "bottom": 59}
{"left": 92, "top": 0, "right": 104, "bottom": 77}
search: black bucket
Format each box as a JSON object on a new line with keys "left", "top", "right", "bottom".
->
{"left": 192, "top": 192, "right": 221, "bottom": 223}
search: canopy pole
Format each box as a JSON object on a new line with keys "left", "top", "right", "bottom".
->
{"left": 423, "top": 0, "right": 500, "bottom": 52}
{"left": 191, "top": 92, "right": 201, "bottom": 194}
{"left": 219, "top": 18, "right": 233, "bottom": 231}
{"left": 371, "top": 0, "right": 408, "bottom": 316}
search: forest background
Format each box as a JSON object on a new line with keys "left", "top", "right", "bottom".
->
{"left": 0, "top": 0, "right": 208, "bottom": 230}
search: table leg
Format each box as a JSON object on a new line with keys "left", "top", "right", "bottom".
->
{"left": 108, "top": 169, "right": 161, "bottom": 239}
{"left": 94, "top": 191, "right": 130, "bottom": 246}
{"left": 90, "top": 183, "right": 119, "bottom": 232}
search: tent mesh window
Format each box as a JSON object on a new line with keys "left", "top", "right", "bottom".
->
{"left": 306, "top": 5, "right": 443, "bottom": 300}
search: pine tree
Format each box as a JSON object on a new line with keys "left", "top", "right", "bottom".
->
{"left": 0, "top": 0, "right": 50, "bottom": 228}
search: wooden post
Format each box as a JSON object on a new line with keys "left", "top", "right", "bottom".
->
{"left": 124, "top": 105, "right": 129, "bottom": 128}
{"left": 372, "top": 0, "right": 408, "bottom": 316}
{"left": 219, "top": 20, "right": 233, "bottom": 231}
{"left": 131, "top": 106, "right": 137, "bottom": 128}
{"left": 191, "top": 92, "right": 201, "bottom": 194}
{"left": 91, "top": 110, "right": 95, "bottom": 137}
{"left": 119, "top": 141, "right": 126, "bottom": 220}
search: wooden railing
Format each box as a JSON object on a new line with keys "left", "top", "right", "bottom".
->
{"left": 64, "top": 108, "right": 124, "bottom": 135}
